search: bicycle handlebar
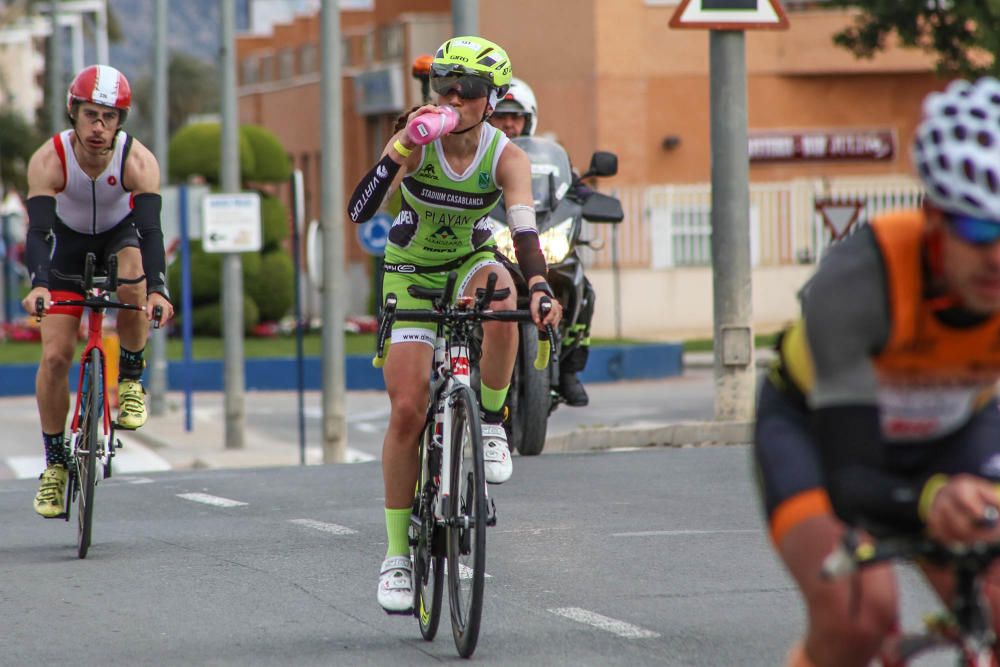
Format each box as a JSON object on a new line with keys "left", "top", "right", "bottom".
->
{"left": 371, "top": 291, "right": 557, "bottom": 371}
{"left": 821, "top": 527, "right": 1000, "bottom": 580}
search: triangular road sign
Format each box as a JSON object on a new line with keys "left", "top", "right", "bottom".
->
{"left": 815, "top": 198, "right": 865, "bottom": 241}
{"left": 670, "top": 0, "right": 789, "bottom": 30}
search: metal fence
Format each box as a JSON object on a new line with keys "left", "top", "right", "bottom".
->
{"left": 580, "top": 176, "right": 924, "bottom": 270}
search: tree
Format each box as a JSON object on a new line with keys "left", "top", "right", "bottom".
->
{"left": 132, "top": 52, "right": 220, "bottom": 140}
{"left": 827, "top": 1, "right": 1000, "bottom": 78}
{"left": 0, "top": 107, "right": 41, "bottom": 193}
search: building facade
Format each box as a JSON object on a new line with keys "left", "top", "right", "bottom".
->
{"left": 236, "top": 0, "right": 948, "bottom": 336}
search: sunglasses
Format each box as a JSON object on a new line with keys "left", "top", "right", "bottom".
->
{"left": 430, "top": 66, "right": 491, "bottom": 100}
{"left": 946, "top": 213, "right": 1000, "bottom": 246}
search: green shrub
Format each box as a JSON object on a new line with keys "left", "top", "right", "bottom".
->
{"left": 241, "top": 125, "right": 291, "bottom": 182}
{"left": 168, "top": 122, "right": 255, "bottom": 184}
{"left": 187, "top": 294, "right": 260, "bottom": 336}
{"left": 168, "top": 239, "right": 263, "bottom": 307}
{"left": 247, "top": 249, "right": 294, "bottom": 322}
{"left": 259, "top": 193, "right": 290, "bottom": 251}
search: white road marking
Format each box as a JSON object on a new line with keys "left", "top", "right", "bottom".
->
{"left": 443, "top": 561, "right": 492, "bottom": 580}
{"left": 304, "top": 446, "right": 376, "bottom": 464}
{"left": 289, "top": 518, "right": 357, "bottom": 535}
{"left": 6, "top": 438, "right": 171, "bottom": 480}
{"left": 177, "top": 492, "right": 248, "bottom": 508}
{"left": 611, "top": 529, "right": 760, "bottom": 537}
{"left": 548, "top": 607, "right": 660, "bottom": 639}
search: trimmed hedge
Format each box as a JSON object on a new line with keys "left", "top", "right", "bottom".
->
{"left": 260, "top": 193, "right": 290, "bottom": 251}
{"left": 167, "top": 239, "right": 262, "bottom": 307}
{"left": 168, "top": 122, "right": 255, "bottom": 184}
{"left": 247, "top": 249, "right": 294, "bottom": 322}
{"left": 241, "top": 125, "right": 291, "bottom": 182}
{"left": 188, "top": 295, "right": 260, "bottom": 336}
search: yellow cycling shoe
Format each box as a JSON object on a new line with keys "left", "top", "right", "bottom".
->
{"left": 117, "top": 379, "right": 147, "bottom": 430}
{"left": 33, "top": 464, "right": 68, "bottom": 518}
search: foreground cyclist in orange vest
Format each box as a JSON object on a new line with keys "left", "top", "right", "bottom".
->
{"left": 756, "top": 77, "right": 1000, "bottom": 666}
{"left": 21, "top": 65, "right": 174, "bottom": 519}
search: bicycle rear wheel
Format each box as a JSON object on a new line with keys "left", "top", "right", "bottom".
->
{"left": 446, "top": 384, "right": 486, "bottom": 658}
{"left": 414, "top": 430, "right": 444, "bottom": 641}
{"left": 76, "top": 347, "right": 101, "bottom": 559}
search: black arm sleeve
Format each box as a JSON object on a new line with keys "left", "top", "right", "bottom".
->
{"left": 512, "top": 230, "right": 547, "bottom": 281}
{"left": 348, "top": 154, "right": 401, "bottom": 224}
{"left": 25, "top": 196, "right": 57, "bottom": 288}
{"left": 815, "top": 404, "right": 925, "bottom": 533}
{"left": 132, "top": 193, "right": 170, "bottom": 299}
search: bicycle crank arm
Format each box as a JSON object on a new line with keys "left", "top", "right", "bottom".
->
{"left": 486, "top": 498, "right": 497, "bottom": 527}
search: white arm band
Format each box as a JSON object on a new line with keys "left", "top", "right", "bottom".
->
{"left": 507, "top": 204, "right": 537, "bottom": 234}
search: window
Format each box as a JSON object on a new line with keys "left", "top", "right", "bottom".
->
{"left": 278, "top": 48, "right": 295, "bottom": 80}
{"left": 241, "top": 57, "right": 258, "bottom": 85}
{"left": 299, "top": 43, "right": 317, "bottom": 74}
{"left": 259, "top": 55, "right": 274, "bottom": 82}
{"left": 377, "top": 23, "right": 403, "bottom": 60}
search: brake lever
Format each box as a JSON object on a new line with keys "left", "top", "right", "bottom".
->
{"left": 34, "top": 297, "right": 45, "bottom": 322}
{"left": 151, "top": 305, "right": 164, "bottom": 330}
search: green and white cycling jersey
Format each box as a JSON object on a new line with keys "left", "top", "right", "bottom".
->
{"left": 386, "top": 123, "right": 509, "bottom": 266}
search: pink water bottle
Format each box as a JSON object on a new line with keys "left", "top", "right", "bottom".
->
{"left": 406, "top": 106, "right": 459, "bottom": 145}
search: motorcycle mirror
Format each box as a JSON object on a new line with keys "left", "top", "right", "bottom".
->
{"left": 581, "top": 151, "right": 618, "bottom": 179}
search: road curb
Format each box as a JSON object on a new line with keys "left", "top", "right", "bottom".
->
{"left": 544, "top": 420, "right": 753, "bottom": 454}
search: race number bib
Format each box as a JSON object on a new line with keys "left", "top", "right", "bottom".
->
{"left": 877, "top": 385, "right": 980, "bottom": 441}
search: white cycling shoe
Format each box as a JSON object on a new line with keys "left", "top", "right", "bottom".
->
{"left": 378, "top": 555, "right": 414, "bottom": 615}
{"left": 482, "top": 423, "right": 512, "bottom": 484}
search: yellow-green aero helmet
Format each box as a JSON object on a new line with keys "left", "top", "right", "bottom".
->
{"left": 431, "top": 36, "right": 512, "bottom": 108}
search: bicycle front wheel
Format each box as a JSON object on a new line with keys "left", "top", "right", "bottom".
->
{"left": 76, "top": 347, "right": 101, "bottom": 559}
{"left": 446, "top": 384, "right": 486, "bottom": 658}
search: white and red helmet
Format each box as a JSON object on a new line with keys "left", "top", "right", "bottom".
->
{"left": 493, "top": 77, "right": 538, "bottom": 136}
{"left": 66, "top": 65, "right": 132, "bottom": 124}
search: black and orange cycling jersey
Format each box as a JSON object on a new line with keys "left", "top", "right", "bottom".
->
{"left": 756, "top": 210, "right": 1000, "bottom": 543}
{"left": 776, "top": 211, "right": 1000, "bottom": 439}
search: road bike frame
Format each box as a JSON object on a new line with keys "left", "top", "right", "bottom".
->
{"left": 823, "top": 528, "right": 1000, "bottom": 666}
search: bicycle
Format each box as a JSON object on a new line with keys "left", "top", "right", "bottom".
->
{"left": 373, "top": 269, "right": 553, "bottom": 658}
{"left": 35, "top": 251, "right": 161, "bottom": 559}
{"left": 822, "top": 525, "right": 1000, "bottom": 666}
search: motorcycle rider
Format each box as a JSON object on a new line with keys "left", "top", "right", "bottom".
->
{"left": 489, "top": 77, "right": 594, "bottom": 407}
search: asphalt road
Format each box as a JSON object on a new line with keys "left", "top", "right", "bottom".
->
{"left": 0, "top": 446, "right": 949, "bottom": 667}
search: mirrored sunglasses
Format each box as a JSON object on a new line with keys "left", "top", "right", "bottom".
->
{"left": 947, "top": 213, "right": 1000, "bottom": 246}
{"left": 430, "top": 73, "right": 491, "bottom": 100}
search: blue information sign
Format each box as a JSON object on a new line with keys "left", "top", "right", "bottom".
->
{"left": 357, "top": 212, "right": 392, "bottom": 255}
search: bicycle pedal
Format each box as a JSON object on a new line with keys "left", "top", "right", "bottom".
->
{"left": 486, "top": 498, "right": 497, "bottom": 527}
{"left": 112, "top": 421, "right": 139, "bottom": 431}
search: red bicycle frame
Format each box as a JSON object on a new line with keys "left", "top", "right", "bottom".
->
{"left": 69, "top": 298, "right": 111, "bottom": 439}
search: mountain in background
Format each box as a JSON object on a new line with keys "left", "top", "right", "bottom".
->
{"left": 106, "top": 0, "right": 250, "bottom": 82}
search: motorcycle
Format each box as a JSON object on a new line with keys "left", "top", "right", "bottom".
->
{"left": 488, "top": 137, "right": 623, "bottom": 455}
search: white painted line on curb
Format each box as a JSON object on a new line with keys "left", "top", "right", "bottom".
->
{"left": 611, "top": 529, "right": 760, "bottom": 537}
{"left": 177, "top": 492, "right": 248, "bottom": 508}
{"left": 289, "top": 518, "right": 357, "bottom": 535}
{"left": 548, "top": 608, "right": 660, "bottom": 639}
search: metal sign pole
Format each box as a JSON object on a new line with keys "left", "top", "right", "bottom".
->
{"left": 709, "top": 30, "right": 755, "bottom": 421}
{"left": 291, "top": 169, "right": 307, "bottom": 465}
{"left": 220, "top": 0, "right": 245, "bottom": 449}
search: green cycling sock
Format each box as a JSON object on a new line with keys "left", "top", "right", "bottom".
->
{"left": 480, "top": 382, "right": 509, "bottom": 414}
{"left": 385, "top": 507, "right": 411, "bottom": 558}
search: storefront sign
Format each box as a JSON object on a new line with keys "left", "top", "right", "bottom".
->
{"left": 748, "top": 129, "right": 896, "bottom": 162}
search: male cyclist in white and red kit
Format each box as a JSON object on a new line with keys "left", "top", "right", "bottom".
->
{"left": 21, "top": 65, "right": 174, "bottom": 518}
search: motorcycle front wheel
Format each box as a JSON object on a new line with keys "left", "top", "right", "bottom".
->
{"left": 509, "top": 322, "right": 552, "bottom": 456}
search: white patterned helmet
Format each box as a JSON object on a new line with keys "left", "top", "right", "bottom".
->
{"left": 912, "top": 77, "right": 1000, "bottom": 219}
{"left": 493, "top": 77, "right": 538, "bottom": 136}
